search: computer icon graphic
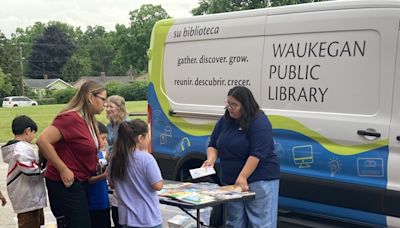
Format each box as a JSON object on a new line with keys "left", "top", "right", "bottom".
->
{"left": 293, "top": 145, "right": 314, "bottom": 168}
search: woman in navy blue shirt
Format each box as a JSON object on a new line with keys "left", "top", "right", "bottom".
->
{"left": 203, "top": 86, "right": 280, "bottom": 228}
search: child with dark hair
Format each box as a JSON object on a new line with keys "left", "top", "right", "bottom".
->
{"left": 1, "top": 115, "right": 47, "bottom": 228}
{"left": 109, "top": 119, "right": 163, "bottom": 228}
{"left": 88, "top": 121, "right": 111, "bottom": 228}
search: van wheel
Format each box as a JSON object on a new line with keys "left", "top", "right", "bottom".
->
{"left": 32, "top": 104, "right": 37, "bottom": 106}
{"left": 13, "top": 104, "right": 18, "bottom": 107}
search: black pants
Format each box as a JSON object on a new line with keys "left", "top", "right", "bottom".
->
{"left": 46, "top": 178, "right": 91, "bottom": 228}
{"left": 90, "top": 208, "right": 111, "bottom": 228}
{"left": 111, "top": 206, "right": 121, "bottom": 228}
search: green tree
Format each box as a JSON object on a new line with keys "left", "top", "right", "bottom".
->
{"left": 27, "top": 25, "right": 75, "bottom": 79}
{"left": 269, "top": 0, "right": 325, "bottom": 7}
{"left": 0, "top": 67, "right": 14, "bottom": 97}
{"left": 108, "top": 24, "right": 131, "bottom": 75}
{"left": 8, "top": 21, "right": 82, "bottom": 88}
{"left": 71, "top": 25, "right": 116, "bottom": 77}
{"left": 0, "top": 31, "right": 21, "bottom": 95}
{"left": 61, "top": 53, "right": 91, "bottom": 82}
{"left": 124, "top": 5, "right": 170, "bottom": 73}
{"left": 191, "top": 0, "right": 325, "bottom": 15}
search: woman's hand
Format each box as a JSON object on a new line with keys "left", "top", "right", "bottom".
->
{"left": 201, "top": 160, "right": 215, "bottom": 168}
{"left": 60, "top": 168, "right": 75, "bottom": 188}
{"left": 235, "top": 175, "right": 249, "bottom": 192}
{"left": 202, "top": 147, "right": 218, "bottom": 168}
{"left": 236, "top": 156, "right": 260, "bottom": 192}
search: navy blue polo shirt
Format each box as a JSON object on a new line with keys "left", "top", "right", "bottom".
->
{"left": 209, "top": 113, "right": 280, "bottom": 185}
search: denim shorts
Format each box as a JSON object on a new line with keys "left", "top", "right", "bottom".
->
{"left": 226, "top": 179, "right": 280, "bottom": 228}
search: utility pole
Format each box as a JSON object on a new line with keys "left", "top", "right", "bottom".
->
{"left": 19, "top": 45, "right": 24, "bottom": 95}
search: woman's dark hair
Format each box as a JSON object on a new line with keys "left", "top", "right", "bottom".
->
{"left": 224, "top": 86, "right": 261, "bottom": 131}
{"left": 110, "top": 119, "right": 148, "bottom": 180}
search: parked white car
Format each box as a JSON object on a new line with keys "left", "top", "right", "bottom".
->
{"left": 2, "top": 96, "right": 38, "bottom": 107}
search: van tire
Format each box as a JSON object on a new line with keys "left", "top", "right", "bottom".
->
{"left": 13, "top": 104, "right": 18, "bottom": 107}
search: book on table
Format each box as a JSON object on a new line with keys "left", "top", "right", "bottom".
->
{"left": 174, "top": 192, "right": 216, "bottom": 204}
{"left": 189, "top": 167, "right": 216, "bottom": 179}
{"left": 158, "top": 182, "right": 255, "bottom": 204}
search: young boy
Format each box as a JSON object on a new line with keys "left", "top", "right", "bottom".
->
{"left": 1, "top": 115, "right": 47, "bottom": 228}
{"left": 87, "top": 122, "right": 111, "bottom": 228}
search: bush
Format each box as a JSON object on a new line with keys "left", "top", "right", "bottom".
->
{"left": 105, "top": 81, "right": 123, "bottom": 97}
{"left": 117, "top": 81, "right": 148, "bottom": 101}
{"left": 105, "top": 81, "right": 148, "bottom": 101}
{"left": 52, "top": 88, "right": 77, "bottom": 104}
{"left": 37, "top": 97, "right": 57, "bottom": 105}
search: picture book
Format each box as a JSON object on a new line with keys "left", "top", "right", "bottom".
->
{"left": 189, "top": 167, "right": 216, "bottom": 179}
{"left": 174, "top": 192, "right": 216, "bottom": 204}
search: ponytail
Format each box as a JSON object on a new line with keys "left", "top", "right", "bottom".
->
{"left": 109, "top": 119, "right": 149, "bottom": 180}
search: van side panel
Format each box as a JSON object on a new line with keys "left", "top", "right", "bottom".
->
{"left": 148, "top": 3, "right": 400, "bottom": 227}
{"left": 263, "top": 8, "right": 400, "bottom": 226}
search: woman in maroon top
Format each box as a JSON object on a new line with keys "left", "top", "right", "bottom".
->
{"left": 37, "top": 80, "right": 107, "bottom": 228}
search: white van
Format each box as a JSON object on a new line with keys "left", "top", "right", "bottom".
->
{"left": 147, "top": 1, "right": 400, "bottom": 227}
{"left": 2, "top": 96, "right": 38, "bottom": 108}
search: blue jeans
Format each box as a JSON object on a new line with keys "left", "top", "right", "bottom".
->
{"left": 121, "top": 224, "right": 162, "bottom": 228}
{"left": 226, "top": 179, "right": 280, "bottom": 228}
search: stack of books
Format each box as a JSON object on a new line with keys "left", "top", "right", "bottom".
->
{"left": 158, "top": 182, "right": 255, "bottom": 204}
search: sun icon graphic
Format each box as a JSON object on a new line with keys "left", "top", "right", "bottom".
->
{"left": 328, "top": 157, "right": 342, "bottom": 177}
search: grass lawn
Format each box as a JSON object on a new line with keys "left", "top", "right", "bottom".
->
{"left": 0, "top": 100, "right": 147, "bottom": 143}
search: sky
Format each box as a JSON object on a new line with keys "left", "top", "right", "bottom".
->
{"left": 0, "top": 0, "right": 199, "bottom": 37}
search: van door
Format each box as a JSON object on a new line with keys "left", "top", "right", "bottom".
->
{"left": 262, "top": 7, "right": 399, "bottom": 223}
{"left": 150, "top": 13, "right": 267, "bottom": 180}
{"left": 386, "top": 28, "right": 400, "bottom": 227}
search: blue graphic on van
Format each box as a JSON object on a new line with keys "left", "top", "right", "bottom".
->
{"left": 148, "top": 83, "right": 210, "bottom": 156}
{"left": 274, "top": 129, "right": 388, "bottom": 189}
{"left": 149, "top": 83, "right": 388, "bottom": 189}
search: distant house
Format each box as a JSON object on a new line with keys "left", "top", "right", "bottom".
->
{"left": 73, "top": 72, "right": 148, "bottom": 88}
{"left": 23, "top": 78, "right": 73, "bottom": 97}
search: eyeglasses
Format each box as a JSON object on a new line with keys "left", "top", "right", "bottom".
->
{"left": 225, "top": 101, "right": 239, "bottom": 110}
{"left": 93, "top": 94, "right": 107, "bottom": 102}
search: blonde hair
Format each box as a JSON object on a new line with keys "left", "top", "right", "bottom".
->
{"left": 60, "top": 80, "right": 105, "bottom": 132}
{"left": 106, "top": 95, "right": 127, "bottom": 124}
